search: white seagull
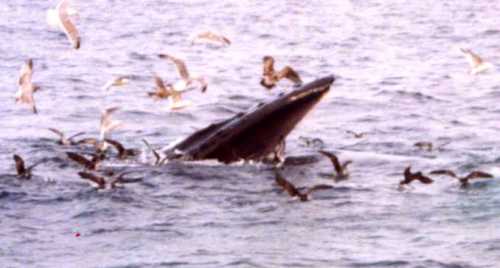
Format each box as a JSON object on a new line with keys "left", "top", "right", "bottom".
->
{"left": 158, "top": 53, "right": 208, "bottom": 93}
{"left": 191, "top": 31, "right": 231, "bottom": 46}
{"left": 460, "top": 48, "right": 493, "bottom": 75}
{"left": 16, "top": 59, "right": 39, "bottom": 114}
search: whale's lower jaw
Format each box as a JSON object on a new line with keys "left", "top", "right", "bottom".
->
{"left": 164, "top": 75, "right": 335, "bottom": 164}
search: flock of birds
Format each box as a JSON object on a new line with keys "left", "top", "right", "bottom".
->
{"left": 9, "top": 0, "right": 498, "bottom": 200}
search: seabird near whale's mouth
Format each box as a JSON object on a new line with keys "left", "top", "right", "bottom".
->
{"left": 163, "top": 74, "right": 335, "bottom": 164}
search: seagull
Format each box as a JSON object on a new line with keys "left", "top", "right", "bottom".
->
{"left": 414, "top": 141, "right": 433, "bottom": 152}
{"left": 274, "top": 170, "right": 333, "bottom": 202}
{"left": 16, "top": 59, "right": 39, "bottom": 114}
{"left": 400, "top": 166, "right": 433, "bottom": 186}
{"left": 459, "top": 48, "right": 493, "bottom": 75}
{"left": 47, "top": 0, "right": 80, "bottom": 49}
{"left": 78, "top": 171, "right": 142, "bottom": 190}
{"left": 346, "top": 130, "right": 367, "bottom": 139}
{"left": 430, "top": 169, "right": 493, "bottom": 188}
{"left": 158, "top": 53, "right": 208, "bottom": 93}
{"left": 318, "top": 150, "right": 352, "bottom": 180}
{"left": 100, "top": 107, "right": 122, "bottom": 141}
{"left": 13, "top": 154, "right": 44, "bottom": 180}
{"left": 142, "top": 139, "right": 161, "bottom": 165}
{"left": 191, "top": 31, "right": 231, "bottom": 46}
{"left": 66, "top": 152, "right": 104, "bottom": 170}
{"left": 148, "top": 74, "right": 192, "bottom": 110}
{"left": 260, "top": 56, "right": 302, "bottom": 89}
{"left": 47, "top": 128, "right": 85, "bottom": 145}
{"left": 104, "top": 139, "right": 139, "bottom": 160}
{"left": 102, "top": 76, "right": 129, "bottom": 91}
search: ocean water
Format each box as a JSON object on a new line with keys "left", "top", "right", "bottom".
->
{"left": 1, "top": 0, "right": 500, "bottom": 267}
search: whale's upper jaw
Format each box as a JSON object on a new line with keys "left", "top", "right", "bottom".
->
{"left": 165, "top": 75, "right": 335, "bottom": 164}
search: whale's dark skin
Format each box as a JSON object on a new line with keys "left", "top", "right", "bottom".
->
{"left": 163, "top": 75, "right": 335, "bottom": 164}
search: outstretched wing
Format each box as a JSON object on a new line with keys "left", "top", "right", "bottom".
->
{"left": 78, "top": 172, "right": 105, "bottom": 188}
{"left": 57, "top": 0, "right": 80, "bottom": 49}
{"left": 429, "top": 169, "right": 457, "bottom": 178}
{"left": 274, "top": 170, "right": 301, "bottom": 197}
{"left": 66, "top": 152, "right": 92, "bottom": 167}
{"left": 464, "top": 171, "right": 493, "bottom": 180}
{"left": 13, "top": 154, "right": 26, "bottom": 175}
{"left": 158, "top": 54, "right": 190, "bottom": 80}
{"left": 319, "top": 150, "right": 343, "bottom": 175}
{"left": 277, "top": 66, "right": 302, "bottom": 85}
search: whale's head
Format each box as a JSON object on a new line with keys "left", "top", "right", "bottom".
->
{"left": 165, "top": 75, "right": 335, "bottom": 164}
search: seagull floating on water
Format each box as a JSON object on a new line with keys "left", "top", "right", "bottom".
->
{"left": 16, "top": 59, "right": 39, "bottom": 114}
{"left": 47, "top": 0, "right": 80, "bottom": 49}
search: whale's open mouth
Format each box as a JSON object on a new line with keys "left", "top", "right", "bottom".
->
{"left": 164, "top": 75, "right": 335, "bottom": 164}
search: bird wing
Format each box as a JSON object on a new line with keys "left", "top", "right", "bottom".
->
{"left": 66, "top": 152, "right": 92, "bottom": 167}
{"left": 262, "top": 56, "right": 274, "bottom": 75}
{"left": 277, "top": 66, "right": 302, "bottom": 84}
{"left": 13, "top": 154, "right": 26, "bottom": 175}
{"left": 274, "top": 170, "right": 301, "bottom": 197}
{"left": 67, "top": 131, "right": 85, "bottom": 141}
{"left": 57, "top": 0, "right": 80, "bottom": 49}
{"left": 429, "top": 169, "right": 457, "bottom": 178}
{"left": 153, "top": 75, "right": 170, "bottom": 96}
{"left": 48, "top": 128, "right": 65, "bottom": 139}
{"left": 78, "top": 172, "right": 105, "bottom": 187}
{"left": 18, "top": 59, "right": 33, "bottom": 86}
{"left": 319, "top": 150, "right": 343, "bottom": 175}
{"left": 461, "top": 48, "right": 482, "bottom": 67}
{"left": 142, "top": 139, "right": 160, "bottom": 164}
{"left": 193, "top": 76, "right": 208, "bottom": 92}
{"left": 415, "top": 172, "right": 434, "bottom": 184}
{"left": 305, "top": 184, "right": 334, "bottom": 195}
{"left": 158, "top": 54, "right": 190, "bottom": 80}
{"left": 464, "top": 171, "right": 494, "bottom": 180}
{"left": 104, "top": 139, "right": 125, "bottom": 157}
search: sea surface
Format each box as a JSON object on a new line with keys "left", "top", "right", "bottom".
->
{"left": 1, "top": 1, "right": 500, "bottom": 267}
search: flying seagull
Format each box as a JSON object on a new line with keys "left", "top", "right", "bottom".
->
{"left": 274, "top": 170, "right": 333, "bottom": 202}
{"left": 16, "top": 59, "right": 39, "bottom": 114}
{"left": 100, "top": 107, "right": 122, "bottom": 141}
{"left": 13, "top": 154, "right": 44, "bottom": 180}
{"left": 158, "top": 53, "right": 208, "bottom": 93}
{"left": 104, "top": 139, "right": 139, "bottom": 160}
{"left": 318, "top": 150, "right": 352, "bottom": 180}
{"left": 47, "top": 128, "right": 85, "bottom": 145}
{"left": 400, "top": 166, "right": 434, "bottom": 186}
{"left": 260, "top": 56, "right": 302, "bottom": 89}
{"left": 102, "top": 76, "right": 129, "bottom": 91}
{"left": 191, "top": 31, "right": 231, "bottom": 46}
{"left": 459, "top": 48, "right": 493, "bottom": 75}
{"left": 78, "top": 171, "right": 143, "bottom": 190}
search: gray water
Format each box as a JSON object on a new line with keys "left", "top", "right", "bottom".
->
{"left": 1, "top": 0, "right": 500, "bottom": 267}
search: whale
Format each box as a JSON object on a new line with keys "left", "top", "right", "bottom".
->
{"left": 162, "top": 74, "right": 335, "bottom": 164}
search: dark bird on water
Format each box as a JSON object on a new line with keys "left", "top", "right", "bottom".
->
{"left": 78, "top": 171, "right": 143, "bottom": 190}
{"left": 260, "top": 56, "right": 302, "bottom": 89}
{"left": 66, "top": 152, "right": 104, "bottom": 170}
{"left": 104, "top": 139, "right": 139, "bottom": 159}
{"left": 274, "top": 170, "right": 333, "bottom": 202}
{"left": 429, "top": 169, "right": 494, "bottom": 188}
{"left": 400, "top": 166, "right": 434, "bottom": 186}
{"left": 47, "top": 128, "right": 85, "bottom": 145}
{"left": 318, "top": 150, "right": 352, "bottom": 180}
{"left": 13, "top": 154, "right": 44, "bottom": 179}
